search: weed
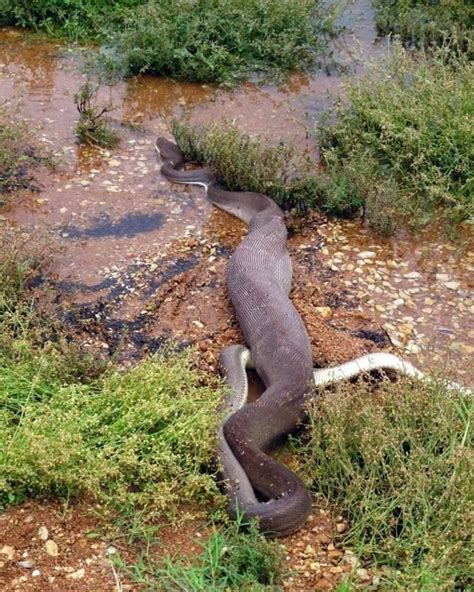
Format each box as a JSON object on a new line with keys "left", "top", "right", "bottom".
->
{"left": 74, "top": 81, "right": 120, "bottom": 149}
{"left": 294, "top": 377, "right": 473, "bottom": 590}
{"left": 1, "top": 0, "right": 338, "bottom": 83}
{"left": 318, "top": 43, "right": 474, "bottom": 232}
{"left": 121, "top": 518, "right": 285, "bottom": 590}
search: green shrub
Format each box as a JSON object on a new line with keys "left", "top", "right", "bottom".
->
{"left": 318, "top": 44, "right": 474, "bottom": 232}
{"left": 171, "top": 117, "right": 325, "bottom": 212}
{"left": 115, "top": 0, "right": 334, "bottom": 83}
{"left": 1, "top": 0, "right": 337, "bottom": 83}
{"left": 373, "top": 0, "right": 474, "bottom": 49}
{"left": 0, "top": 350, "right": 223, "bottom": 518}
{"left": 0, "top": 239, "right": 224, "bottom": 520}
{"left": 295, "top": 378, "right": 473, "bottom": 590}
{"left": 0, "top": 0, "right": 141, "bottom": 39}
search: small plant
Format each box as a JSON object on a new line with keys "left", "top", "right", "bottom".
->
{"left": 122, "top": 518, "right": 285, "bottom": 590}
{"left": 74, "top": 81, "right": 119, "bottom": 148}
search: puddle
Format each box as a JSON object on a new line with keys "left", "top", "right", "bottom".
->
{"left": 0, "top": 5, "right": 472, "bottom": 385}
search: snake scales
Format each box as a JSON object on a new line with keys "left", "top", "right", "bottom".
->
{"left": 156, "top": 136, "right": 469, "bottom": 537}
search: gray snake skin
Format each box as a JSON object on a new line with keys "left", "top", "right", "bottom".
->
{"left": 156, "top": 137, "right": 470, "bottom": 537}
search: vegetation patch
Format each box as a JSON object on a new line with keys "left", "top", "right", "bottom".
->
{"left": 1, "top": 0, "right": 337, "bottom": 83}
{"left": 171, "top": 117, "right": 324, "bottom": 212}
{"left": 0, "top": 104, "right": 40, "bottom": 203}
{"left": 294, "top": 378, "right": 473, "bottom": 590}
{"left": 372, "top": 0, "right": 473, "bottom": 49}
{"left": 0, "top": 237, "right": 224, "bottom": 523}
{"left": 74, "top": 81, "right": 120, "bottom": 149}
{"left": 318, "top": 44, "right": 474, "bottom": 232}
{"left": 123, "top": 519, "right": 285, "bottom": 590}
{"left": 172, "top": 42, "right": 473, "bottom": 233}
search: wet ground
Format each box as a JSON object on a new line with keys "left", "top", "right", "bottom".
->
{"left": 0, "top": 4, "right": 472, "bottom": 590}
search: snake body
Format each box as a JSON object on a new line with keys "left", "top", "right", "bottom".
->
{"left": 156, "top": 137, "right": 470, "bottom": 537}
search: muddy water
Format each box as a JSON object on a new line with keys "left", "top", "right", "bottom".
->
{"left": 0, "top": 13, "right": 472, "bottom": 385}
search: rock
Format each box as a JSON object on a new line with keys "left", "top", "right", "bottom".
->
{"left": 17, "top": 560, "right": 34, "bottom": 569}
{"left": 44, "top": 540, "right": 59, "bottom": 557}
{"left": 32, "top": 569, "right": 41, "bottom": 577}
{"left": 38, "top": 526, "right": 49, "bottom": 541}
{"left": 336, "top": 522, "right": 347, "bottom": 534}
{"left": 315, "top": 578, "right": 333, "bottom": 590}
{"left": 358, "top": 251, "right": 376, "bottom": 259}
{"left": 315, "top": 306, "right": 332, "bottom": 319}
{"left": 1, "top": 545, "right": 15, "bottom": 560}
{"left": 444, "top": 281, "right": 460, "bottom": 290}
{"left": 67, "top": 568, "right": 85, "bottom": 580}
{"left": 404, "top": 272, "right": 421, "bottom": 279}
{"left": 357, "top": 568, "right": 371, "bottom": 581}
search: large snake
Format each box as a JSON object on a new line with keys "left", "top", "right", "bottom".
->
{"left": 156, "top": 137, "right": 470, "bottom": 537}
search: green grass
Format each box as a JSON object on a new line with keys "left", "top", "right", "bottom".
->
{"left": 0, "top": 104, "right": 40, "bottom": 203}
{"left": 0, "top": 237, "right": 225, "bottom": 522}
{"left": 318, "top": 44, "right": 474, "bottom": 232}
{"left": 294, "top": 378, "right": 473, "bottom": 591}
{"left": 0, "top": 0, "right": 337, "bottom": 83}
{"left": 372, "top": 0, "right": 474, "bottom": 49}
{"left": 122, "top": 519, "right": 285, "bottom": 590}
{"left": 171, "top": 117, "right": 324, "bottom": 212}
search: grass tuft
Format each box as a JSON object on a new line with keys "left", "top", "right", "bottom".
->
{"left": 122, "top": 518, "right": 285, "bottom": 590}
{"left": 373, "top": 0, "right": 474, "bottom": 50}
{"left": 294, "top": 377, "right": 473, "bottom": 590}
{"left": 171, "top": 117, "right": 324, "bottom": 212}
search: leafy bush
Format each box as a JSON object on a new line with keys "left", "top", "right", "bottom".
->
{"left": 115, "top": 0, "right": 334, "bottom": 83}
{"left": 318, "top": 44, "right": 474, "bottom": 232}
{"left": 0, "top": 0, "right": 141, "bottom": 39}
{"left": 0, "top": 0, "right": 336, "bottom": 83}
{"left": 295, "top": 378, "right": 473, "bottom": 590}
{"left": 373, "top": 0, "right": 474, "bottom": 49}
